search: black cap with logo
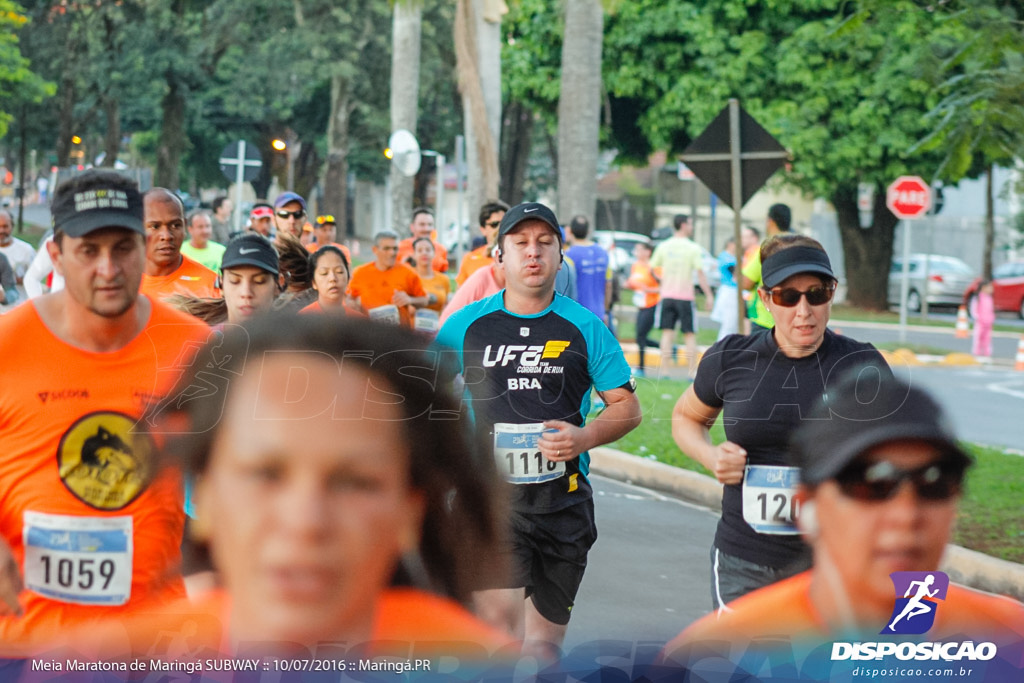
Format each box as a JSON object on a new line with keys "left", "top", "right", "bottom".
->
{"left": 221, "top": 233, "right": 279, "bottom": 275}
{"left": 50, "top": 172, "right": 144, "bottom": 238}
{"left": 497, "top": 202, "right": 562, "bottom": 242}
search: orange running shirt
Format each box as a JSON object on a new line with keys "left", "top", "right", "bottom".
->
{"left": 140, "top": 254, "right": 220, "bottom": 302}
{"left": 397, "top": 237, "right": 449, "bottom": 273}
{"left": 626, "top": 261, "right": 660, "bottom": 309}
{"left": 347, "top": 262, "right": 426, "bottom": 327}
{"left": 66, "top": 587, "right": 514, "bottom": 660}
{"left": 306, "top": 241, "right": 353, "bottom": 265}
{"left": 298, "top": 300, "right": 364, "bottom": 317}
{"left": 419, "top": 271, "right": 451, "bottom": 314}
{"left": 663, "top": 570, "right": 1024, "bottom": 664}
{"left": 455, "top": 245, "right": 493, "bottom": 287}
{"left": 0, "top": 298, "right": 210, "bottom": 655}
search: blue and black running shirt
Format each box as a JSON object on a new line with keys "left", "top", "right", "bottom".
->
{"left": 437, "top": 291, "right": 634, "bottom": 513}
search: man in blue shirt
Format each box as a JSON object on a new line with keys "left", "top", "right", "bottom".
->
{"left": 437, "top": 202, "right": 641, "bottom": 660}
{"left": 565, "top": 215, "right": 610, "bottom": 321}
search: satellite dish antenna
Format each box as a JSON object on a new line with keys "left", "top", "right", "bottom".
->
{"left": 387, "top": 129, "right": 421, "bottom": 177}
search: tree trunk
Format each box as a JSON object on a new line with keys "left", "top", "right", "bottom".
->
{"left": 557, "top": 0, "right": 603, "bottom": 222}
{"left": 500, "top": 100, "right": 534, "bottom": 205}
{"left": 983, "top": 163, "right": 994, "bottom": 281}
{"left": 56, "top": 77, "right": 76, "bottom": 168}
{"left": 390, "top": 0, "right": 422, "bottom": 234}
{"left": 323, "top": 74, "right": 352, "bottom": 232}
{"left": 834, "top": 183, "right": 899, "bottom": 310}
{"left": 101, "top": 98, "right": 120, "bottom": 167}
{"left": 456, "top": 0, "right": 501, "bottom": 216}
{"left": 156, "top": 75, "right": 185, "bottom": 189}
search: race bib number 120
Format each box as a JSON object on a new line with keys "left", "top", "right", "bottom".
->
{"left": 22, "top": 511, "right": 133, "bottom": 605}
{"left": 493, "top": 423, "right": 565, "bottom": 484}
{"left": 741, "top": 465, "right": 801, "bottom": 535}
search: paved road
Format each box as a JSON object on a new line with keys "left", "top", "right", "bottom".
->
{"left": 893, "top": 365, "right": 1024, "bottom": 451}
{"left": 565, "top": 475, "right": 718, "bottom": 652}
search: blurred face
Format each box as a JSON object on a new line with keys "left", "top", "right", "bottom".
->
{"left": 0, "top": 211, "right": 11, "bottom": 246}
{"left": 49, "top": 228, "right": 145, "bottom": 318}
{"left": 274, "top": 201, "right": 305, "bottom": 238}
{"left": 215, "top": 199, "right": 232, "bottom": 220}
{"left": 501, "top": 221, "right": 560, "bottom": 294}
{"left": 316, "top": 222, "right": 336, "bottom": 245}
{"left": 741, "top": 227, "right": 759, "bottom": 251}
{"left": 251, "top": 216, "right": 273, "bottom": 237}
{"left": 633, "top": 243, "right": 652, "bottom": 263}
{"left": 410, "top": 212, "right": 434, "bottom": 238}
{"left": 222, "top": 265, "right": 277, "bottom": 323}
{"left": 811, "top": 442, "right": 959, "bottom": 614}
{"left": 144, "top": 194, "right": 185, "bottom": 270}
{"left": 195, "top": 356, "right": 424, "bottom": 646}
{"left": 312, "top": 251, "right": 349, "bottom": 307}
{"left": 188, "top": 214, "right": 213, "bottom": 248}
{"left": 373, "top": 238, "right": 398, "bottom": 269}
{"left": 760, "top": 272, "right": 832, "bottom": 355}
{"left": 413, "top": 240, "right": 435, "bottom": 269}
{"left": 481, "top": 210, "right": 504, "bottom": 245}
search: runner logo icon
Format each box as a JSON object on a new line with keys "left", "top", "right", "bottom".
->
{"left": 881, "top": 571, "right": 949, "bottom": 635}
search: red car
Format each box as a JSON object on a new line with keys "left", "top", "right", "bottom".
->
{"left": 963, "top": 261, "right": 1024, "bottom": 319}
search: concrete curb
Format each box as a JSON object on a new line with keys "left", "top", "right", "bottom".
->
{"left": 590, "top": 446, "right": 1024, "bottom": 601}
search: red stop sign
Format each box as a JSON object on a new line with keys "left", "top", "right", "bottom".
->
{"left": 886, "top": 176, "right": 931, "bottom": 219}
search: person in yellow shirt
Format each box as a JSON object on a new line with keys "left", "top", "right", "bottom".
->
{"left": 455, "top": 200, "right": 508, "bottom": 286}
{"left": 408, "top": 237, "right": 450, "bottom": 334}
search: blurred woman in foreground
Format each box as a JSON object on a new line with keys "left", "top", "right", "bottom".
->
{"left": 67, "top": 316, "right": 511, "bottom": 659}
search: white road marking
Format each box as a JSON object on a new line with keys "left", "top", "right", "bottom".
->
{"left": 986, "top": 378, "right": 1024, "bottom": 401}
{"left": 592, "top": 474, "right": 718, "bottom": 514}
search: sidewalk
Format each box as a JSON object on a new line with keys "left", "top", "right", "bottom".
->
{"left": 590, "top": 446, "right": 1024, "bottom": 601}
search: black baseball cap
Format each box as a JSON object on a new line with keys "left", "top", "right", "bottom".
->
{"left": 498, "top": 202, "right": 562, "bottom": 242}
{"left": 221, "top": 233, "right": 279, "bottom": 275}
{"left": 50, "top": 173, "right": 144, "bottom": 237}
{"left": 790, "top": 370, "right": 972, "bottom": 486}
{"left": 762, "top": 245, "right": 835, "bottom": 288}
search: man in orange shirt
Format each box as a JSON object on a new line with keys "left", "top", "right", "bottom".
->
{"left": 397, "top": 207, "right": 448, "bottom": 272}
{"left": 0, "top": 169, "right": 209, "bottom": 655}
{"left": 139, "top": 188, "right": 219, "bottom": 301}
{"left": 455, "top": 199, "right": 508, "bottom": 287}
{"left": 348, "top": 230, "right": 428, "bottom": 327}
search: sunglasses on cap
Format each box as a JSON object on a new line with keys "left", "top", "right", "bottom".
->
{"left": 764, "top": 283, "right": 835, "bottom": 307}
{"left": 276, "top": 209, "right": 305, "bottom": 220}
{"left": 834, "top": 458, "right": 965, "bottom": 502}
{"left": 316, "top": 215, "right": 335, "bottom": 225}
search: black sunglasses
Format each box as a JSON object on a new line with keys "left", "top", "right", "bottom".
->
{"left": 276, "top": 209, "right": 305, "bottom": 220}
{"left": 834, "top": 459, "right": 964, "bottom": 502}
{"left": 485, "top": 220, "right": 502, "bottom": 228}
{"left": 764, "top": 284, "right": 835, "bottom": 307}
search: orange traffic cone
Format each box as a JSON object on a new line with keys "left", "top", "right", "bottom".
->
{"left": 954, "top": 306, "right": 970, "bottom": 339}
{"left": 1015, "top": 335, "right": 1024, "bottom": 372}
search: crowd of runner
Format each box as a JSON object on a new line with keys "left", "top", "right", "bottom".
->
{"left": 0, "top": 170, "right": 1020, "bottom": 677}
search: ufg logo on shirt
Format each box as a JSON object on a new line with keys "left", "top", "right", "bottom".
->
{"left": 881, "top": 571, "right": 949, "bottom": 635}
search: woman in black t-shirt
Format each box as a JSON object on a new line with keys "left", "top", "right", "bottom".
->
{"left": 671, "top": 234, "right": 891, "bottom": 611}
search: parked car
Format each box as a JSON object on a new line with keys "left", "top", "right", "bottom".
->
{"left": 963, "top": 261, "right": 1024, "bottom": 319}
{"left": 887, "top": 254, "right": 975, "bottom": 312}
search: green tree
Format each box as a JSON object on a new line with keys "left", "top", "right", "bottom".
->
{"left": 600, "top": 0, "right": 957, "bottom": 309}
{"left": 911, "top": 2, "right": 1024, "bottom": 280}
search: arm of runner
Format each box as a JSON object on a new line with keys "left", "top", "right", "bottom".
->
{"left": 672, "top": 385, "right": 746, "bottom": 485}
{"left": 392, "top": 290, "right": 428, "bottom": 308}
{"left": 539, "top": 386, "right": 641, "bottom": 461}
{"left": 697, "top": 269, "right": 714, "bottom": 310}
{"left": 0, "top": 538, "right": 24, "bottom": 616}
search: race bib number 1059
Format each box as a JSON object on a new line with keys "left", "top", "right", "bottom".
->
{"left": 493, "top": 423, "right": 565, "bottom": 485}
{"left": 22, "top": 511, "right": 133, "bottom": 605}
